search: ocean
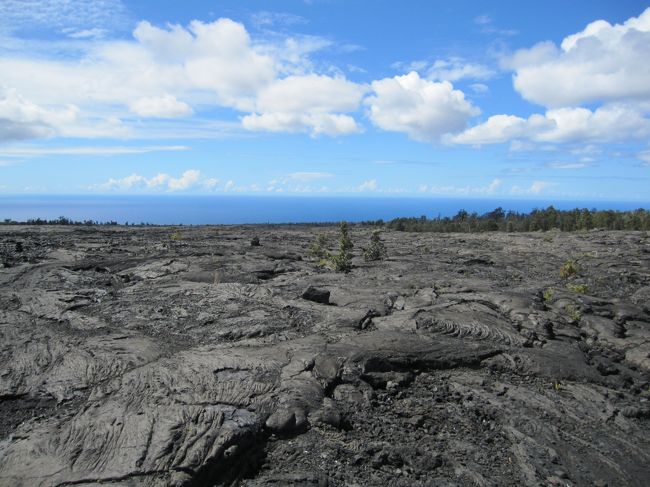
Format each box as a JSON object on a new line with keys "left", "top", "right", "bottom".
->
{"left": 0, "top": 195, "right": 648, "bottom": 225}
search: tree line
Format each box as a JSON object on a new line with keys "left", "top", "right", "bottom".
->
{"left": 376, "top": 207, "right": 650, "bottom": 233}
{"left": 2, "top": 206, "right": 650, "bottom": 232}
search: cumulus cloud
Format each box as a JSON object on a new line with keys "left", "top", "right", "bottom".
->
{"left": 0, "top": 17, "right": 369, "bottom": 139}
{"left": 99, "top": 169, "right": 217, "bottom": 192}
{"left": 167, "top": 169, "right": 201, "bottom": 190}
{"left": 391, "top": 58, "right": 494, "bottom": 82}
{"left": 242, "top": 74, "right": 366, "bottom": 136}
{"left": 242, "top": 112, "right": 360, "bottom": 136}
{"left": 366, "top": 71, "right": 479, "bottom": 142}
{"left": 129, "top": 94, "right": 192, "bottom": 118}
{"left": 358, "top": 179, "right": 378, "bottom": 191}
{"left": 452, "top": 105, "right": 650, "bottom": 145}
{"left": 507, "top": 7, "right": 650, "bottom": 107}
{"left": 0, "top": 89, "right": 79, "bottom": 142}
{"left": 255, "top": 75, "right": 365, "bottom": 114}
{"left": 133, "top": 19, "right": 276, "bottom": 112}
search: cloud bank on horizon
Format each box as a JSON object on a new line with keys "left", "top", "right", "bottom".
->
{"left": 0, "top": 0, "right": 649, "bottom": 200}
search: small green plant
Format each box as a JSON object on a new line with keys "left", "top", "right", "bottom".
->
{"left": 363, "top": 230, "right": 387, "bottom": 262}
{"left": 566, "top": 283, "right": 588, "bottom": 294}
{"left": 559, "top": 260, "right": 578, "bottom": 279}
{"left": 330, "top": 221, "right": 354, "bottom": 272}
{"left": 421, "top": 245, "right": 431, "bottom": 254}
{"left": 564, "top": 304, "right": 582, "bottom": 323}
{"left": 170, "top": 230, "right": 183, "bottom": 241}
{"left": 542, "top": 289, "right": 554, "bottom": 302}
{"left": 553, "top": 381, "right": 562, "bottom": 392}
{"left": 308, "top": 234, "right": 329, "bottom": 260}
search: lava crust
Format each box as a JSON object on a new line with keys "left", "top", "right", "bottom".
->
{"left": 0, "top": 225, "right": 649, "bottom": 486}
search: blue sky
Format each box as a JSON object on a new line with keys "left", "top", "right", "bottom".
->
{"left": 0, "top": 0, "right": 649, "bottom": 201}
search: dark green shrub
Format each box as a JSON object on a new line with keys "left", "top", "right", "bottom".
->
{"left": 308, "top": 234, "right": 329, "bottom": 260}
{"left": 363, "top": 230, "right": 386, "bottom": 261}
{"left": 330, "top": 221, "right": 353, "bottom": 272}
{"left": 560, "top": 260, "right": 578, "bottom": 279}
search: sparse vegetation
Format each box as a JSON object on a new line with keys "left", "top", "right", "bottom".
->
{"left": 329, "top": 221, "right": 354, "bottom": 272}
{"left": 542, "top": 289, "right": 554, "bottom": 302}
{"left": 560, "top": 260, "right": 578, "bottom": 279}
{"left": 170, "top": 230, "right": 183, "bottom": 242}
{"left": 308, "top": 234, "right": 329, "bottom": 260}
{"left": 250, "top": 236, "right": 260, "bottom": 246}
{"left": 565, "top": 304, "right": 582, "bottom": 323}
{"left": 566, "top": 283, "right": 588, "bottom": 294}
{"left": 363, "top": 230, "right": 387, "bottom": 262}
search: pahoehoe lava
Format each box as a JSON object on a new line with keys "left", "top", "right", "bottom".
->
{"left": 0, "top": 225, "right": 649, "bottom": 486}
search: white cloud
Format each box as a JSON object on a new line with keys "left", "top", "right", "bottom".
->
{"left": 242, "top": 112, "right": 360, "bottom": 136}
{"left": 511, "top": 181, "right": 555, "bottom": 195}
{"left": 224, "top": 180, "right": 236, "bottom": 191}
{"left": 366, "top": 71, "right": 479, "bottom": 142}
{"left": 508, "top": 7, "right": 650, "bottom": 107}
{"left": 145, "top": 173, "right": 169, "bottom": 188}
{"left": 134, "top": 19, "right": 276, "bottom": 112}
{"left": 254, "top": 75, "right": 365, "bottom": 114}
{"left": 487, "top": 179, "right": 503, "bottom": 192}
{"left": 167, "top": 169, "right": 201, "bottom": 190}
{"left": 470, "top": 83, "right": 489, "bottom": 94}
{"left": 419, "top": 178, "right": 502, "bottom": 195}
{"left": 546, "top": 161, "right": 592, "bottom": 169}
{"left": 426, "top": 58, "right": 495, "bottom": 82}
{"left": 0, "top": 0, "right": 130, "bottom": 35}
{"left": 266, "top": 172, "right": 334, "bottom": 193}
{"left": 0, "top": 145, "right": 188, "bottom": 157}
{"left": 242, "top": 74, "right": 366, "bottom": 136}
{"left": 99, "top": 169, "right": 216, "bottom": 192}
{"left": 0, "top": 17, "right": 368, "bottom": 139}
{"left": 63, "top": 28, "right": 108, "bottom": 39}
{"left": 391, "top": 58, "right": 494, "bottom": 83}
{"left": 129, "top": 94, "right": 192, "bottom": 118}
{"left": 203, "top": 177, "right": 219, "bottom": 189}
{"left": 452, "top": 105, "right": 650, "bottom": 145}
{"left": 101, "top": 173, "right": 143, "bottom": 190}
{"left": 358, "top": 179, "right": 378, "bottom": 191}
{"left": 0, "top": 89, "right": 79, "bottom": 141}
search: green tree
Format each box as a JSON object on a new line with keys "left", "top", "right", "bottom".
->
{"left": 363, "top": 229, "right": 387, "bottom": 261}
{"left": 330, "top": 221, "right": 354, "bottom": 272}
